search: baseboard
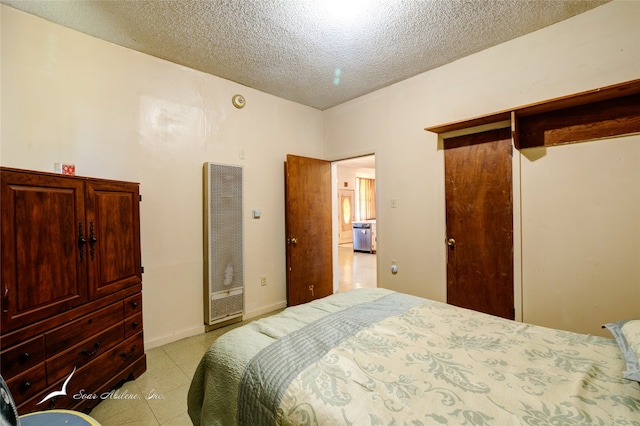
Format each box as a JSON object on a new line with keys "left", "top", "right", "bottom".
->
{"left": 245, "top": 300, "right": 287, "bottom": 320}
{"left": 143, "top": 301, "right": 287, "bottom": 350}
{"left": 144, "top": 324, "right": 205, "bottom": 350}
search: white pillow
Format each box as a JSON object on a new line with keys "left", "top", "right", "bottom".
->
{"left": 604, "top": 319, "right": 640, "bottom": 382}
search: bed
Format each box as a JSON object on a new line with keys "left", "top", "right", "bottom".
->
{"left": 187, "top": 288, "right": 640, "bottom": 425}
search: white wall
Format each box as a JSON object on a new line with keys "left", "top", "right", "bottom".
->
{"left": 521, "top": 136, "right": 640, "bottom": 335}
{"left": 323, "top": 0, "right": 640, "bottom": 336}
{"left": 0, "top": 6, "right": 324, "bottom": 348}
{"left": 337, "top": 166, "right": 375, "bottom": 189}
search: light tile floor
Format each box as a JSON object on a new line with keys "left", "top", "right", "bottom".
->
{"left": 337, "top": 244, "right": 377, "bottom": 292}
{"left": 89, "top": 324, "right": 237, "bottom": 425}
{"left": 89, "top": 244, "right": 376, "bottom": 425}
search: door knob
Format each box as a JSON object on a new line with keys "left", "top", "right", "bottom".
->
{"left": 288, "top": 237, "right": 298, "bottom": 244}
{"left": 447, "top": 238, "right": 456, "bottom": 249}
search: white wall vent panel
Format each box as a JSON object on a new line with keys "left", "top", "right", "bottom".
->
{"left": 203, "top": 162, "right": 244, "bottom": 327}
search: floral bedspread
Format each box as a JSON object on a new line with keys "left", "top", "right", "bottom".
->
{"left": 188, "top": 289, "right": 640, "bottom": 425}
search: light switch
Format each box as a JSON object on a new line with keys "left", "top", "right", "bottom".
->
{"left": 252, "top": 209, "right": 261, "bottom": 219}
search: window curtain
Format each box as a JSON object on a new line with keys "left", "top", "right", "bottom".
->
{"left": 358, "top": 178, "right": 376, "bottom": 220}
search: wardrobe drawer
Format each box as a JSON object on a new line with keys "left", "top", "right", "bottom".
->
{"left": 6, "top": 364, "right": 46, "bottom": 406}
{"left": 69, "top": 332, "right": 144, "bottom": 399}
{"left": 0, "top": 336, "right": 44, "bottom": 378}
{"left": 105, "top": 332, "right": 144, "bottom": 371}
{"left": 46, "top": 323, "right": 125, "bottom": 385}
{"left": 124, "top": 293, "right": 142, "bottom": 317}
{"left": 23, "top": 333, "right": 144, "bottom": 414}
{"left": 124, "top": 313, "right": 143, "bottom": 339}
{"left": 46, "top": 302, "right": 123, "bottom": 356}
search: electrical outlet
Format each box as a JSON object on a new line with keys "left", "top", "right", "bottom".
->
{"left": 261, "top": 275, "right": 267, "bottom": 286}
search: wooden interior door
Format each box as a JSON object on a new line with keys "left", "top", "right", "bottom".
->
{"left": 444, "top": 128, "right": 514, "bottom": 319}
{"left": 338, "top": 189, "right": 354, "bottom": 244}
{"left": 285, "top": 155, "right": 333, "bottom": 306}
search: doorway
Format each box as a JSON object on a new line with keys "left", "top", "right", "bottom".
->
{"left": 333, "top": 155, "right": 377, "bottom": 293}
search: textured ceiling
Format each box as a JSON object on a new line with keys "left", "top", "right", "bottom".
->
{"left": 2, "top": 0, "right": 609, "bottom": 110}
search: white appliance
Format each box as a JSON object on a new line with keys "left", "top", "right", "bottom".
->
{"left": 203, "top": 162, "right": 244, "bottom": 329}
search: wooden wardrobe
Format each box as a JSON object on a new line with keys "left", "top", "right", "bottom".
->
{"left": 0, "top": 167, "right": 146, "bottom": 414}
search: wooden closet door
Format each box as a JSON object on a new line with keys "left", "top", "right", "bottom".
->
{"left": 444, "top": 128, "right": 514, "bottom": 320}
{"left": 85, "top": 180, "right": 142, "bottom": 300}
{"left": 1, "top": 170, "right": 88, "bottom": 332}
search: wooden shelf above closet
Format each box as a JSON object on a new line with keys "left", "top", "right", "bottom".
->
{"left": 425, "top": 79, "right": 640, "bottom": 149}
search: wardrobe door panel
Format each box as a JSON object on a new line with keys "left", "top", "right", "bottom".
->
{"left": 85, "top": 180, "right": 141, "bottom": 300}
{"left": 1, "top": 170, "right": 88, "bottom": 332}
